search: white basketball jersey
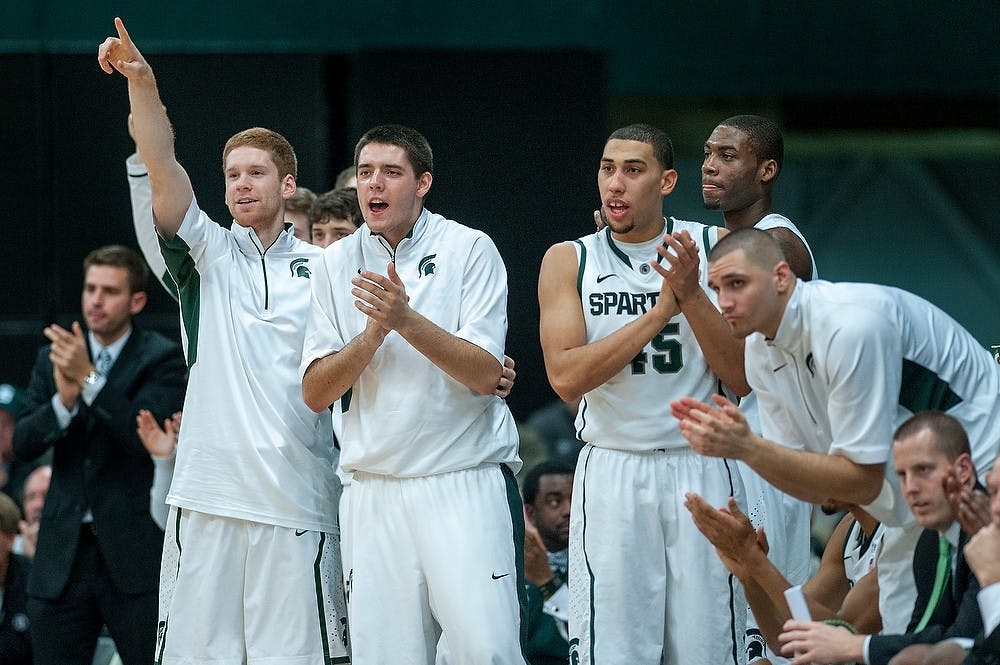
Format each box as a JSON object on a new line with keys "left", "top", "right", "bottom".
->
{"left": 573, "top": 219, "right": 723, "bottom": 452}
{"left": 843, "top": 520, "right": 884, "bottom": 587}
{"left": 755, "top": 213, "right": 818, "bottom": 280}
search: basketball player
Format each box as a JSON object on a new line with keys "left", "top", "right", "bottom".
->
{"left": 300, "top": 124, "right": 525, "bottom": 663}
{"left": 702, "top": 114, "right": 817, "bottom": 664}
{"left": 538, "top": 123, "right": 748, "bottom": 665}
{"left": 99, "top": 19, "right": 349, "bottom": 664}
{"left": 702, "top": 115, "right": 814, "bottom": 281}
{"left": 675, "top": 228, "right": 1000, "bottom": 635}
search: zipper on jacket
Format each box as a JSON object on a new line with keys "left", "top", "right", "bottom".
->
{"left": 249, "top": 229, "right": 274, "bottom": 310}
{"left": 376, "top": 234, "right": 396, "bottom": 263}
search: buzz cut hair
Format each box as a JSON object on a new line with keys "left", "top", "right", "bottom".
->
{"left": 894, "top": 411, "right": 971, "bottom": 462}
{"left": 223, "top": 127, "right": 298, "bottom": 180}
{"left": 708, "top": 227, "right": 787, "bottom": 269}
{"left": 354, "top": 124, "right": 433, "bottom": 178}
{"left": 83, "top": 245, "right": 149, "bottom": 295}
{"left": 718, "top": 115, "right": 784, "bottom": 171}
{"left": 607, "top": 123, "right": 674, "bottom": 171}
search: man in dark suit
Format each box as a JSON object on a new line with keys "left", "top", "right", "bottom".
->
{"left": 12, "top": 245, "right": 186, "bottom": 665}
{"left": 777, "top": 411, "right": 987, "bottom": 665}
{"left": 911, "top": 454, "right": 1000, "bottom": 665}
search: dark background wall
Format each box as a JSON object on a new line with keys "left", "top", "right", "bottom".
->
{"left": 2, "top": 1, "right": 997, "bottom": 420}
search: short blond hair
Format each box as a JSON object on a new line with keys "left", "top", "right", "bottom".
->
{"left": 222, "top": 127, "right": 297, "bottom": 179}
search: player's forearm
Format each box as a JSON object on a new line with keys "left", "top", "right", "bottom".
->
{"left": 396, "top": 312, "right": 501, "bottom": 395}
{"left": 301, "top": 335, "right": 380, "bottom": 413}
{"left": 677, "top": 289, "right": 749, "bottom": 396}
{"left": 544, "top": 310, "right": 670, "bottom": 403}
{"left": 127, "top": 74, "right": 192, "bottom": 237}
{"left": 836, "top": 572, "right": 881, "bottom": 634}
{"left": 743, "top": 442, "right": 884, "bottom": 505}
{"left": 739, "top": 549, "right": 805, "bottom": 651}
{"left": 742, "top": 577, "right": 789, "bottom": 655}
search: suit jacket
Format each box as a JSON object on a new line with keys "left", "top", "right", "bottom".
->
{"left": 868, "top": 526, "right": 984, "bottom": 665}
{"left": 12, "top": 326, "right": 186, "bottom": 599}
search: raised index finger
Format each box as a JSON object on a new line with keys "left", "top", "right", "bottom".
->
{"left": 114, "top": 16, "right": 134, "bottom": 47}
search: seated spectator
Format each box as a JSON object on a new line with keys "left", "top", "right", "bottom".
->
{"left": 777, "top": 412, "right": 986, "bottom": 665}
{"left": 0, "top": 492, "right": 32, "bottom": 665}
{"left": 522, "top": 460, "right": 573, "bottom": 664}
{"left": 892, "top": 452, "right": 1000, "bottom": 665}
{"left": 13, "top": 466, "right": 49, "bottom": 558}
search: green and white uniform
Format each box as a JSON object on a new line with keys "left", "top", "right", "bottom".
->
{"left": 568, "top": 221, "right": 746, "bottom": 665}
{"left": 748, "top": 279, "right": 1000, "bottom": 633}
{"left": 300, "top": 209, "right": 524, "bottom": 664}
{"left": 153, "top": 197, "right": 347, "bottom": 665}
{"left": 740, "top": 213, "right": 816, "bottom": 664}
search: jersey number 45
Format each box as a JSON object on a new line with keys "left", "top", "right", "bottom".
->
{"left": 630, "top": 323, "right": 683, "bottom": 375}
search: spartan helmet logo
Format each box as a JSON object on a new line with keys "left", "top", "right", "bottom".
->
{"left": 418, "top": 254, "right": 438, "bottom": 278}
{"left": 289, "top": 258, "right": 311, "bottom": 279}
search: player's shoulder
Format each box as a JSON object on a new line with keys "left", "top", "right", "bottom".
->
{"left": 755, "top": 212, "right": 795, "bottom": 230}
{"left": 425, "top": 209, "right": 488, "bottom": 241}
{"left": 668, "top": 215, "right": 714, "bottom": 233}
{"left": 318, "top": 226, "right": 365, "bottom": 267}
{"left": 803, "top": 280, "right": 891, "bottom": 313}
{"left": 667, "top": 216, "right": 721, "bottom": 246}
{"left": 287, "top": 235, "right": 324, "bottom": 259}
{"left": 801, "top": 281, "right": 896, "bottom": 339}
{"left": 543, "top": 226, "right": 601, "bottom": 264}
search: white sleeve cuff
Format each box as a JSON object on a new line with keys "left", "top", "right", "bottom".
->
{"left": 80, "top": 377, "right": 105, "bottom": 406}
{"left": 978, "top": 582, "right": 1000, "bottom": 636}
{"left": 50, "top": 393, "right": 77, "bottom": 429}
{"left": 126, "top": 153, "right": 148, "bottom": 176}
{"left": 149, "top": 453, "right": 176, "bottom": 531}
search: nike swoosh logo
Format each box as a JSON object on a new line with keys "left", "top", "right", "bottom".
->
{"left": 596, "top": 273, "right": 617, "bottom": 283}
{"left": 772, "top": 363, "right": 787, "bottom": 372}
{"left": 295, "top": 529, "right": 308, "bottom": 536}
{"left": 491, "top": 572, "right": 511, "bottom": 580}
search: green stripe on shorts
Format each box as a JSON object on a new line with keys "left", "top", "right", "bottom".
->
{"left": 312, "top": 532, "right": 335, "bottom": 663}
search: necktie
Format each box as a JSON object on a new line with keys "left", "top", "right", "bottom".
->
{"left": 95, "top": 348, "right": 113, "bottom": 376}
{"left": 914, "top": 535, "right": 952, "bottom": 633}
